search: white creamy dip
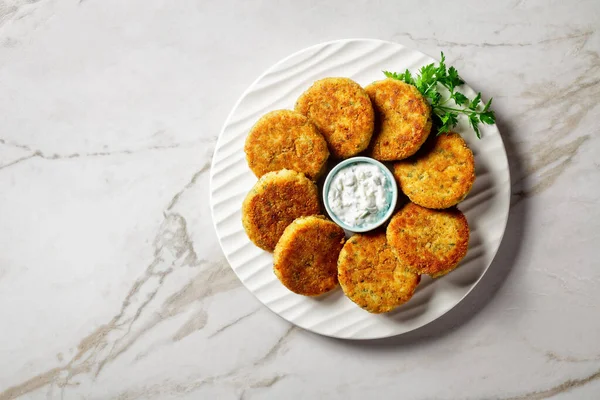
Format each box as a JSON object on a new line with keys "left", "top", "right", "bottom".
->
{"left": 327, "top": 162, "right": 391, "bottom": 228}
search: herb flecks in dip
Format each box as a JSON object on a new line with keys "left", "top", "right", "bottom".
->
{"left": 327, "top": 162, "right": 392, "bottom": 228}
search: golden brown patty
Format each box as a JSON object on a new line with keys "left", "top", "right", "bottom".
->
{"left": 242, "top": 170, "right": 320, "bottom": 252}
{"left": 244, "top": 110, "right": 329, "bottom": 180}
{"left": 365, "top": 79, "right": 432, "bottom": 161}
{"left": 273, "top": 216, "right": 345, "bottom": 296}
{"left": 295, "top": 77, "right": 374, "bottom": 159}
{"left": 337, "top": 231, "right": 420, "bottom": 313}
{"left": 386, "top": 203, "right": 469, "bottom": 278}
{"left": 393, "top": 132, "right": 475, "bottom": 209}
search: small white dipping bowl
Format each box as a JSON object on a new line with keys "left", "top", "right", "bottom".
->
{"left": 323, "top": 156, "right": 398, "bottom": 233}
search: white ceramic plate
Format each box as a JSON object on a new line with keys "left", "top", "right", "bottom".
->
{"left": 210, "top": 39, "right": 510, "bottom": 339}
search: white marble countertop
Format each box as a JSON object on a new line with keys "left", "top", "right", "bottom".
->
{"left": 1, "top": 1, "right": 599, "bottom": 399}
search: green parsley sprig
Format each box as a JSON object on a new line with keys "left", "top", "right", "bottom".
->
{"left": 383, "top": 52, "right": 495, "bottom": 138}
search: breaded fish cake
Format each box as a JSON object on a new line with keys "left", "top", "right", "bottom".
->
{"left": 337, "top": 231, "right": 420, "bottom": 313}
{"left": 365, "top": 79, "right": 432, "bottom": 161}
{"left": 242, "top": 170, "right": 320, "bottom": 252}
{"left": 295, "top": 77, "right": 374, "bottom": 159}
{"left": 245, "top": 110, "right": 329, "bottom": 180}
{"left": 386, "top": 203, "right": 469, "bottom": 278}
{"left": 273, "top": 216, "right": 345, "bottom": 296}
{"left": 393, "top": 132, "right": 475, "bottom": 209}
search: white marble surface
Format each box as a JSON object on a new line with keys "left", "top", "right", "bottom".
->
{"left": 0, "top": 0, "right": 599, "bottom": 399}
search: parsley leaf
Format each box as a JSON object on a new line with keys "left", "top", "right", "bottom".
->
{"left": 438, "top": 112, "right": 458, "bottom": 134}
{"left": 469, "top": 92, "right": 482, "bottom": 110}
{"left": 382, "top": 52, "right": 496, "bottom": 138}
{"left": 446, "top": 66, "right": 464, "bottom": 89}
{"left": 402, "top": 69, "right": 414, "bottom": 85}
{"left": 451, "top": 92, "right": 469, "bottom": 106}
{"left": 482, "top": 97, "right": 493, "bottom": 112}
{"left": 383, "top": 71, "right": 403, "bottom": 80}
{"left": 384, "top": 69, "right": 414, "bottom": 85}
{"left": 480, "top": 111, "right": 496, "bottom": 125}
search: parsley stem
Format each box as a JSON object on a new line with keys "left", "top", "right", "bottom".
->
{"left": 439, "top": 97, "right": 452, "bottom": 106}
{"left": 436, "top": 105, "right": 483, "bottom": 114}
